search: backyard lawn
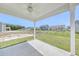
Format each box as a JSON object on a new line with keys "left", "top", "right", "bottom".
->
{"left": 0, "top": 36, "right": 33, "bottom": 48}
{"left": 36, "top": 31, "right": 79, "bottom": 55}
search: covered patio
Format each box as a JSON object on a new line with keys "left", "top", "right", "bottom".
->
{"left": 0, "top": 3, "right": 78, "bottom": 56}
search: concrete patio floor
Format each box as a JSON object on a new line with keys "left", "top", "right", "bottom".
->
{"left": 28, "top": 39, "right": 70, "bottom": 56}
{"left": 0, "top": 42, "right": 42, "bottom": 56}
{"left": 0, "top": 39, "right": 70, "bottom": 56}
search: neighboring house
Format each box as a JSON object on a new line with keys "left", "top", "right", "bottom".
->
{"left": 50, "top": 25, "right": 65, "bottom": 31}
{"left": 0, "top": 23, "right": 6, "bottom": 32}
{"left": 75, "top": 20, "right": 79, "bottom": 32}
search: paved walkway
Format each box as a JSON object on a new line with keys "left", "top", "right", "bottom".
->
{"left": 28, "top": 39, "right": 70, "bottom": 56}
{"left": 0, "top": 34, "right": 33, "bottom": 42}
{"left": 0, "top": 42, "right": 42, "bottom": 56}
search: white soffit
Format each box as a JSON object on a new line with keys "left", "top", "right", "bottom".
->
{"left": 0, "top": 3, "right": 78, "bottom": 22}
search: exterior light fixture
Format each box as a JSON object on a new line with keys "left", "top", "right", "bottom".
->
{"left": 27, "top": 3, "right": 33, "bottom": 13}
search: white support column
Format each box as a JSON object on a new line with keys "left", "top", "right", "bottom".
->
{"left": 33, "top": 22, "right": 36, "bottom": 40}
{"left": 69, "top": 4, "right": 75, "bottom": 56}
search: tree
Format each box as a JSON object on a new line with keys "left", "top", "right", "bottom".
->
{"left": 6, "top": 24, "right": 25, "bottom": 30}
{"left": 40, "top": 25, "right": 49, "bottom": 30}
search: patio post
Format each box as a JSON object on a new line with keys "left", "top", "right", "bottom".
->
{"left": 33, "top": 22, "right": 36, "bottom": 40}
{"left": 69, "top": 4, "right": 75, "bottom": 56}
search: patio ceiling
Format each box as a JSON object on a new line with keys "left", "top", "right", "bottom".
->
{"left": 0, "top": 3, "right": 78, "bottom": 22}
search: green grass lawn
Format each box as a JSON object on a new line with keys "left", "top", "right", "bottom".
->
{"left": 36, "top": 31, "right": 79, "bottom": 55}
{"left": 0, "top": 36, "right": 33, "bottom": 48}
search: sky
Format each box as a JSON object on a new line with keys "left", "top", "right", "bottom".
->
{"left": 0, "top": 5, "right": 79, "bottom": 28}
